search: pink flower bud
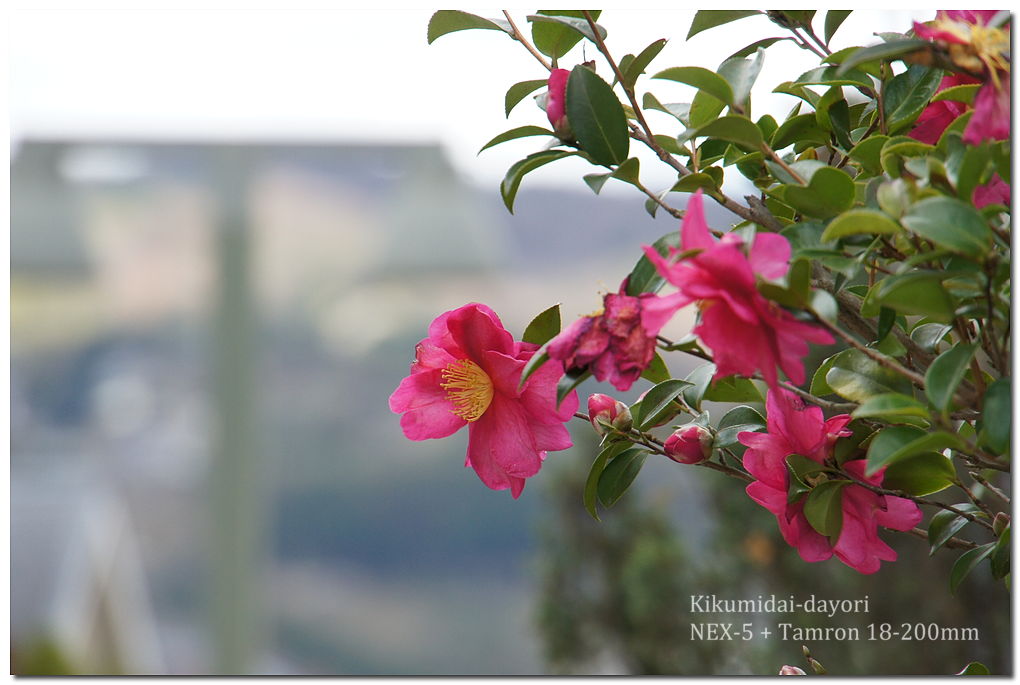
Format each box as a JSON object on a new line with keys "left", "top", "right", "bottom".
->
{"left": 546, "top": 68, "right": 571, "bottom": 138}
{"left": 587, "top": 393, "right": 632, "bottom": 434}
{"left": 779, "top": 665, "right": 806, "bottom": 675}
{"left": 663, "top": 425, "right": 712, "bottom": 464}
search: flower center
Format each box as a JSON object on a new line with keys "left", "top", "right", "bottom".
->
{"left": 441, "top": 359, "right": 494, "bottom": 422}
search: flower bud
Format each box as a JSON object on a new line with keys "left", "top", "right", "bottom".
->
{"left": 778, "top": 666, "right": 806, "bottom": 676}
{"left": 664, "top": 425, "right": 712, "bottom": 464}
{"left": 587, "top": 393, "right": 632, "bottom": 434}
{"left": 993, "top": 512, "right": 1010, "bottom": 536}
{"left": 546, "top": 68, "right": 572, "bottom": 139}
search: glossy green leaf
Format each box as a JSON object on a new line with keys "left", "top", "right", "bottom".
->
{"left": 931, "top": 84, "right": 980, "bottom": 104}
{"left": 804, "top": 480, "right": 849, "bottom": 538}
{"left": 835, "top": 39, "right": 931, "bottom": 73}
{"left": 851, "top": 392, "right": 929, "bottom": 420}
{"left": 682, "top": 363, "right": 714, "bottom": 411}
{"left": 479, "top": 125, "right": 556, "bottom": 153}
{"left": 875, "top": 272, "right": 956, "bottom": 322}
{"left": 727, "top": 37, "right": 786, "bottom": 60}
{"left": 583, "top": 157, "right": 641, "bottom": 194}
{"left": 910, "top": 322, "right": 952, "bottom": 352}
{"left": 714, "top": 405, "right": 766, "bottom": 448}
{"left": 642, "top": 93, "right": 690, "bottom": 122}
{"left": 704, "top": 375, "right": 764, "bottom": 404}
{"left": 522, "top": 304, "right": 561, "bottom": 345}
{"left": 811, "top": 353, "right": 839, "bottom": 396}
{"left": 866, "top": 426, "right": 964, "bottom": 475}
{"left": 623, "top": 38, "right": 667, "bottom": 88}
{"left": 635, "top": 379, "right": 691, "bottom": 430}
{"left": 566, "top": 65, "right": 630, "bottom": 166}
{"left": 501, "top": 150, "right": 576, "bottom": 213}
{"left": 718, "top": 49, "right": 765, "bottom": 109}
{"left": 529, "top": 11, "right": 603, "bottom": 58}
{"left": 928, "top": 504, "right": 984, "bottom": 555}
{"left": 671, "top": 172, "right": 720, "bottom": 193}
{"left": 688, "top": 90, "right": 726, "bottom": 129}
{"left": 978, "top": 378, "right": 1011, "bottom": 455}
{"left": 557, "top": 368, "right": 591, "bottom": 407}
{"left": 794, "top": 65, "right": 873, "bottom": 89}
{"left": 783, "top": 167, "right": 855, "bottom": 219}
{"left": 519, "top": 348, "right": 550, "bottom": 388}
{"left": 692, "top": 115, "right": 763, "bottom": 151}
{"left": 883, "top": 65, "right": 943, "bottom": 134}
{"left": 584, "top": 440, "right": 632, "bottom": 520}
{"left": 771, "top": 113, "right": 828, "bottom": 149}
{"left": 881, "top": 452, "right": 956, "bottom": 496}
{"left": 824, "top": 10, "right": 852, "bottom": 44}
{"left": 925, "top": 343, "right": 977, "bottom": 412}
{"left": 640, "top": 351, "right": 671, "bottom": 384}
{"left": 597, "top": 447, "right": 649, "bottom": 507}
{"left": 821, "top": 209, "right": 901, "bottom": 241}
{"left": 505, "top": 79, "right": 548, "bottom": 117}
{"left": 990, "top": 525, "right": 1010, "bottom": 579}
{"left": 624, "top": 231, "right": 679, "bottom": 296}
{"left": 427, "top": 10, "right": 511, "bottom": 43}
{"left": 849, "top": 135, "right": 889, "bottom": 175}
{"left": 826, "top": 348, "right": 913, "bottom": 403}
{"left": 653, "top": 66, "right": 735, "bottom": 106}
{"left": 957, "top": 662, "right": 991, "bottom": 676}
{"left": 687, "top": 10, "right": 761, "bottom": 39}
{"left": 956, "top": 144, "right": 993, "bottom": 204}
{"left": 950, "top": 543, "right": 995, "bottom": 594}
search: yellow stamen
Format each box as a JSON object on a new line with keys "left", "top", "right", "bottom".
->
{"left": 441, "top": 359, "right": 494, "bottom": 422}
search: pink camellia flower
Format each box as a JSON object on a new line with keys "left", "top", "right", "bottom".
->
{"left": 389, "top": 303, "right": 578, "bottom": 498}
{"left": 547, "top": 283, "right": 674, "bottom": 392}
{"left": 663, "top": 424, "right": 712, "bottom": 464}
{"left": 913, "top": 10, "right": 1010, "bottom": 145}
{"left": 909, "top": 73, "right": 980, "bottom": 144}
{"left": 641, "top": 189, "right": 834, "bottom": 388}
{"left": 779, "top": 666, "right": 806, "bottom": 676}
{"left": 546, "top": 68, "right": 572, "bottom": 139}
{"left": 587, "top": 393, "right": 632, "bottom": 434}
{"left": 973, "top": 174, "right": 1011, "bottom": 209}
{"left": 738, "top": 388, "right": 922, "bottom": 574}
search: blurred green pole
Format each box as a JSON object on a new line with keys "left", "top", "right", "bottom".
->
{"left": 210, "top": 150, "right": 263, "bottom": 674}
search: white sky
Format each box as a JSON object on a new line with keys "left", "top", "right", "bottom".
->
{"left": 9, "top": 6, "right": 934, "bottom": 190}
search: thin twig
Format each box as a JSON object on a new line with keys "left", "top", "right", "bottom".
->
{"left": 907, "top": 526, "right": 978, "bottom": 551}
{"left": 501, "top": 10, "right": 552, "bottom": 71}
{"left": 970, "top": 472, "right": 1010, "bottom": 505}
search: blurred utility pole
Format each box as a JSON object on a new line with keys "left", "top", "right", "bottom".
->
{"left": 209, "top": 148, "right": 264, "bottom": 674}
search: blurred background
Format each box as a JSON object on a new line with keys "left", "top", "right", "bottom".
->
{"left": 9, "top": 6, "right": 1010, "bottom": 676}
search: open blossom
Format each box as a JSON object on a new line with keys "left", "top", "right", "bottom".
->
{"left": 546, "top": 68, "right": 572, "bottom": 139}
{"left": 913, "top": 10, "right": 1010, "bottom": 145}
{"left": 389, "top": 303, "right": 578, "bottom": 498}
{"left": 547, "top": 283, "right": 674, "bottom": 392}
{"left": 738, "top": 389, "right": 922, "bottom": 574}
{"left": 642, "top": 189, "right": 833, "bottom": 388}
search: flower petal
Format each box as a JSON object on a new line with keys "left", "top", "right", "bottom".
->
{"left": 748, "top": 232, "right": 792, "bottom": 281}
{"left": 389, "top": 368, "right": 467, "bottom": 440}
{"left": 680, "top": 189, "right": 715, "bottom": 251}
{"left": 466, "top": 394, "right": 542, "bottom": 497}
{"left": 446, "top": 303, "right": 515, "bottom": 362}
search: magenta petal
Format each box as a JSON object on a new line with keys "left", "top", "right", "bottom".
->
{"left": 964, "top": 79, "right": 1010, "bottom": 144}
{"left": 875, "top": 495, "right": 923, "bottom": 531}
{"left": 447, "top": 304, "right": 515, "bottom": 362}
{"left": 389, "top": 368, "right": 466, "bottom": 440}
{"left": 482, "top": 349, "right": 526, "bottom": 398}
{"left": 680, "top": 189, "right": 715, "bottom": 251}
{"left": 466, "top": 395, "right": 542, "bottom": 494}
{"left": 639, "top": 291, "right": 691, "bottom": 336}
{"left": 748, "top": 233, "right": 792, "bottom": 280}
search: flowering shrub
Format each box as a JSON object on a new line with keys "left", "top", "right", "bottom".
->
{"left": 406, "top": 7, "right": 1011, "bottom": 608}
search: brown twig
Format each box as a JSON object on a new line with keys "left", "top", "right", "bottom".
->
{"left": 501, "top": 11, "right": 552, "bottom": 71}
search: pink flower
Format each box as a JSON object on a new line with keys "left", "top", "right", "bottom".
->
{"left": 738, "top": 389, "right": 922, "bottom": 574}
{"left": 389, "top": 303, "right": 578, "bottom": 498}
{"left": 909, "top": 73, "right": 980, "bottom": 144}
{"left": 663, "top": 425, "right": 712, "bottom": 464}
{"left": 587, "top": 393, "right": 632, "bottom": 434}
{"left": 913, "top": 10, "right": 1010, "bottom": 145}
{"left": 547, "top": 284, "right": 674, "bottom": 392}
{"left": 642, "top": 189, "right": 833, "bottom": 388}
{"left": 546, "top": 68, "right": 571, "bottom": 138}
{"left": 973, "top": 174, "right": 1011, "bottom": 208}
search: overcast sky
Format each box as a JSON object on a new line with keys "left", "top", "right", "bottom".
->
{"left": 9, "top": 7, "right": 933, "bottom": 190}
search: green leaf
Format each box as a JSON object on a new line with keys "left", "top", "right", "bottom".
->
{"left": 783, "top": 167, "right": 856, "bottom": 219}
{"left": 866, "top": 427, "right": 964, "bottom": 475}
{"left": 849, "top": 135, "right": 889, "bottom": 175}
{"left": 688, "top": 90, "right": 726, "bottom": 129}
{"left": 925, "top": 343, "right": 977, "bottom": 413}
{"left": 583, "top": 157, "right": 641, "bottom": 194}
{"left": 505, "top": 79, "right": 549, "bottom": 117}
{"left": 522, "top": 304, "right": 561, "bottom": 345}
{"left": 501, "top": 150, "right": 576, "bottom": 213}
{"left": 883, "top": 65, "right": 943, "bottom": 134}
{"left": 642, "top": 93, "right": 690, "bottom": 122}
{"left": 824, "top": 10, "right": 852, "bottom": 44}
{"left": 640, "top": 351, "right": 671, "bottom": 384}
{"left": 957, "top": 662, "right": 991, "bottom": 676}
{"left": 955, "top": 143, "right": 993, "bottom": 204}
{"left": 931, "top": 83, "right": 980, "bottom": 104}
{"left": 557, "top": 369, "right": 591, "bottom": 407}
{"left": 653, "top": 66, "right": 735, "bottom": 106}
{"left": 584, "top": 440, "right": 632, "bottom": 520}
{"left": 566, "top": 65, "right": 630, "bottom": 166}
{"left": 874, "top": 272, "right": 957, "bottom": 322}
{"left": 835, "top": 39, "right": 931, "bottom": 73}
{"left": 881, "top": 452, "right": 956, "bottom": 496}
{"left": 821, "top": 209, "right": 901, "bottom": 241}
{"left": 623, "top": 38, "right": 667, "bottom": 88}
{"left": 714, "top": 405, "right": 766, "bottom": 448}
{"left": 794, "top": 66, "right": 873, "bottom": 89}
{"left": 479, "top": 125, "right": 556, "bottom": 153}
{"left": 671, "top": 172, "right": 720, "bottom": 194}
{"left": 950, "top": 543, "right": 995, "bottom": 594}
{"left": 624, "top": 231, "right": 679, "bottom": 296}
{"left": 825, "top": 348, "right": 913, "bottom": 403}
{"left": 529, "top": 11, "right": 603, "bottom": 59}
{"left": 682, "top": 363, "right": 714, "bottom": 411}
{"left": 851, "top": 392, "right": 929, "bottom": 420}
{"left": 928, "top": 505, "right": 984, "bottom": 555}
{"left": 770, "top": 113, "right": 828, "bottom": 150}
{"left": 704, "top": 375, "right": 764, "bottom": 404}
{"left": 811, "top": 353, "right": 839, "bottom": 396}
{"left": 978, "top": 378, "right": 1010, "bottom": 455}
{"left": 727, "top": 37, "right": 786, "bottom": 60}
{"left": 804, "top": 480, "right": 849, "bottom": 538}
{"left": 519, "top": 349, "right": 550, "bottom": 388}
{"left": 910, "top": 322, "right": 952, "bottom": 352}
{"left": 635, "top": 379, "right": 691, "bottom": 430}
{"left": 990, "top": 525, "right": 1010, "bottom": 579}
{"left": 597, "top": 447, "right": 649, "bottom": 507}
{"left": 901, "top": 193, "right": 992, "bottom": 260}
{"left": 427, "top": 10, "right": 511, "bottom": 43}
{"left": 692, "top": 115, "right": 763, "bottom": 151}
{"left": 718, "top": 50, "right": 765, "bottom": 109}
{"left": 687, "top": 10, "right": 761, "bottom": 39}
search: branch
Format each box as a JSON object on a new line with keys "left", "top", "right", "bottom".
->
{"left": 501, "top": 11, "right": 552, "bottom": 71}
